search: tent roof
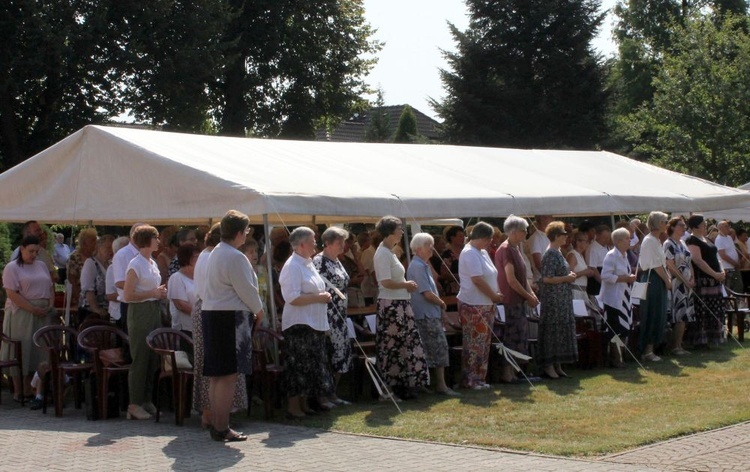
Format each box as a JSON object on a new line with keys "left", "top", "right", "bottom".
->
{"left": 0, "top": 125, "right": 749, "bottom": 225}
{"left": 701, "top": 183, "right": 750, "bottom": 222}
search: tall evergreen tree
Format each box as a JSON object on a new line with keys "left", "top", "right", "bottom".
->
{"left": 365, "top": 87, "right": 391, "bottom": 142}
{"left": 393, "top": 105, "right": 418, "bottom": 143}
{"left": 433, "top": 0, "right": 607, "bottom": 149}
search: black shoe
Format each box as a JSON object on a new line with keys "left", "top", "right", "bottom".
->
{"left": 210, "top": 426, "right": 248, "bottom": 442}
{"left": 29, "top": 398, "right": 43, "bottom": 410}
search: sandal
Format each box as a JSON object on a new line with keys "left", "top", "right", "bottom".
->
{"left": 210, "top": 427, "right": 247, "bottom": 442}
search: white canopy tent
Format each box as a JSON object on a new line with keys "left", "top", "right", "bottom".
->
{"left": 0, "top": 125, "right": 749, "bottom": 225}
{"left": 702, "top": 183, "right": 750, "bottom": 222}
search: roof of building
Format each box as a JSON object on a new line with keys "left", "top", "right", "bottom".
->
{"left": 315, "top": 105, "right": 441, "bottom": 142}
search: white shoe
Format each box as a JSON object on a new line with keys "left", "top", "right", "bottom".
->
{"left": 127, "top": 405, "right": 152, "bottom": 420}
{"left": 642, "top": 353, "right": 662, "bottom": 362}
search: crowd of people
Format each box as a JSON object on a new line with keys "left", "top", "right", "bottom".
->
{"left": 1, "top": 210, "right": 747, "bottom": 439}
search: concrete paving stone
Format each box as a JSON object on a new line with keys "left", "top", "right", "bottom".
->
{"left": 0, "top": 393, "right": 747, "bottom": 471}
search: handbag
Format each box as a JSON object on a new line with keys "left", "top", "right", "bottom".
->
{"left": 163, "top": 351, "right": 193, "bottom": 372}
{"left": 99, "top": 347, "right": 127, "bottom": 367}
{"left": 632, "top": 268, "right": 652, "bottom": 300}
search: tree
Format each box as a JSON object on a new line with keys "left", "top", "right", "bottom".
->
{"left": 219, "top": 0, "right": 381, "bottom": 139}
{"left": 606, "top": 1, "right": 747, "bottom": 153}
{"left": 393, "top": 105, "right": 418, "bottom": 143}
{"left": 365, "top": 87, "right": 391, "bottom": 142}
{"left": 1, "top": 1, "right": 380, "bottom": 171}
{"left": 0, "top": 0, "right": 127, "bottom": 171}
{"left": 432, "top": 0, "right": 607, "bottom": 149}
{"left": 620, "top": 12, "right": 750, "bottom": 186}
{"left": 119, "top": 0, "right": 231, "bottom": 132}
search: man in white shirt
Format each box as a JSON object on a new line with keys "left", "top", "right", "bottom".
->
{"left": 585, "top": 225, "right": 611, "bottom": 296}
{"left": 528, "top": 215, "right": 553, "bottom": 282}
{"left": 52, "top": 233, "right": 71, "bottom": 281}
{"left": 112, "top": 223, "right": 145, "bottom": 327}
{"left": 715, "top": 221, "right": 743, "bottom": 294}
{"left": 202, "top": 210, "right": 263, "bottom": 442}
{"left": 629, "top": 218, "right": 642, "bottom": 251}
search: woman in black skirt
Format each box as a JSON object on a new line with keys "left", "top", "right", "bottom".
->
{"left": 201, "top": 210, "right": 264, "bottom": 442}
{"left": 280, "top": 227, "right": 334, "bottom": 418}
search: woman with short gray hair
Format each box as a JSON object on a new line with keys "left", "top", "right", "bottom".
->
{"left": 281, "top": 226, "right": 335, "bottom": 417}
{"left": 600, "top": 227, "right": 637, "bottom": 367}
{"left": 495, "top": 216, "right": 538, "bottom": 383}
{"left": 646, "top": 212, "right": 669, "bottom": 232}
{"left": 407, "top": 233, "right": 458, "bottom": 396}
{"left": 503, "top": 215, "right": 528, "bottom": 235}
{"left": 313, "top": 227, "right": 353, "bottom": 405}
{"left": 637, "top": 211, "right": 672, "bottom": 361}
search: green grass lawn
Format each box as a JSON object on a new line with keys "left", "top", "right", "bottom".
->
{"left": 256, "top": 342, "right": 750, "bottom": 456}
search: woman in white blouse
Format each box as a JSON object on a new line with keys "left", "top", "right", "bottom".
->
{"left": 600, "top": 228, "right": 637, "bottom": 367}
{"left": 280, "top": 227, "right": 335, "bottom": 417}
{"left": 566, "top": 229, "right": 595, "bottom": 302}
{"left": 636, "top": 211, "right": 671, "bottom": 362}
{"left": 167, "top": 244, "right": 199, "bottom": 334}
{"left": 457, "top": 222, "right": 503, "bottom": 389}
{"left": 123, "top": 225, "right": 167, "bottom": 420}
{"left": 373, "top": 216, "right": 429, "bottom": 401}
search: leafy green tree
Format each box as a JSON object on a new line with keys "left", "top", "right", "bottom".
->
{"left": 621, "top": 12, "right": 750, "bottom": 185}
{"left": 393, "top": 105, "right": 419, "bottom": 143}
{"left": 433, "top": 0, "right": 607, "bottom": 149}
{"left": 0, "top": 222, "right": 10, "bottom": 269}
{"left": 1, "top": 1, "right": 379, "bottom": 171}
{"left": 219, "top": 0, "right": 381, "bottom": 139}
{"left": 609, "top": 0, "right": 685, "bottom": 118}
{"left": 606, "top": 1, "right": 747, "bottom": 153}
{"left": 365, "top": 87, "right": 391, "bottom": 142}
{"left": 119, "top": 0, "right": 231, "bottom": 131}
{"left": 0, "top": 0, "right": 126, "bottom": 171}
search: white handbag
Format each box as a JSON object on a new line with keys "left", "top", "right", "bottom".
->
{"left": 631, "top": 268, "right": 652, "bottom": 300}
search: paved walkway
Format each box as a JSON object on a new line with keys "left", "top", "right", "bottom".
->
{"left": 0, "top": 399, "right": 747, "bottom": 471}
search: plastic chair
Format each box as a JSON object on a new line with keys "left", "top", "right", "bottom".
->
{"left": 725, "top": 288, "right": 750, "bottom": 342}
{"left": 145, "top": 328, "right": 194, "bottom": 425}
{"left": 33, "top": 325, "right": 92, "bottom": 417}
{"left": 248, "top": 327, "right": 284, "bottom": 419}
{"left": 77, "top": 325, "right": 130, "bottom": 419}
{"left": 0, "top": 331, "right": 24, "bottom": 406}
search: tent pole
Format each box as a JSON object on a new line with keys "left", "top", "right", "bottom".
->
{"left": 402, "top": 218, "right": 411, "bottom": 266}
{"left": 263, "top": 214, "right": 279, "bottom": 363}
{"left": 610, "top": 214, "right": 616, "bottom": 230}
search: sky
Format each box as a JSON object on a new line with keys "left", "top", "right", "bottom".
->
{"left": 362, "top": 0, "right": 618, "bottom": 120}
